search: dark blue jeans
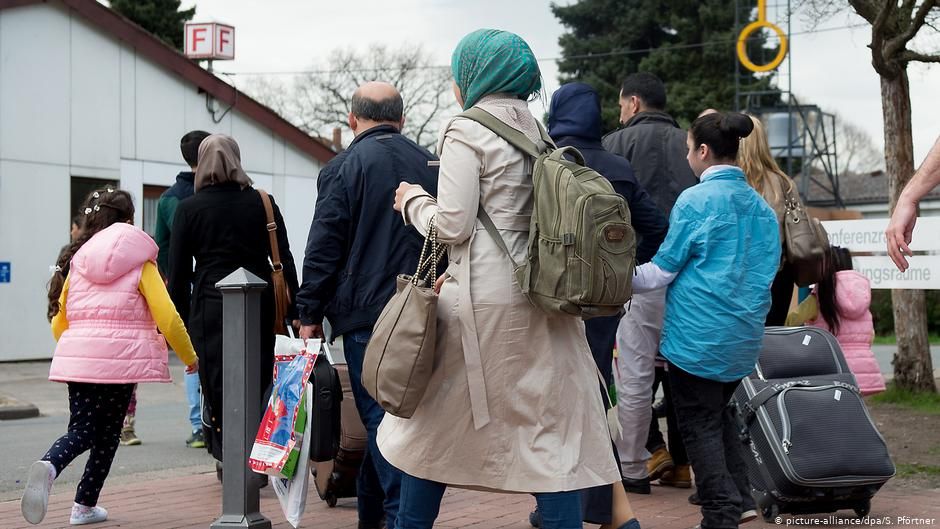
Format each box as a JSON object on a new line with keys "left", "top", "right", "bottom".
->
{"left": 668, "top": 363, "right": 755, "bottom": 529}
{"left": 396, "top": 474, "right": 583, "bottom": 529}
{"left": 344, "top": 329, "right": 402, "bottom": 527}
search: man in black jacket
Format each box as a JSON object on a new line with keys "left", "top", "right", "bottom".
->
{"left": 297, "top": 82, "right": 438, "bottom": 529}
{"left": 601, "top": 73, "right": 698, "bottom": 494}
{"left": 541, "top": 82, "right": 667, "bottom": 524}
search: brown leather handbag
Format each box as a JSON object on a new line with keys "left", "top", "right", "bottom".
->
{"left": 258, "top": 189, "right": 292, "bottom": 335}
{"left": 782, "top": 186, "right": 828, "bottom": 286}
{"left": 362, "top": 216, "right": 445, "bottom": 418}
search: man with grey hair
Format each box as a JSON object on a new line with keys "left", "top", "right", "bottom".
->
{"left": 296, "top": 82, "right": 439, "bottom": 529}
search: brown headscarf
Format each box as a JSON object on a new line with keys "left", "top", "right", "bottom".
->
{"left": 194, "top": 134, "right": 253, "bottom": 192}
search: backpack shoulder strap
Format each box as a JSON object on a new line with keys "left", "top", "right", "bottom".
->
{"left": 459, "top": 107, "right": 547, "bottom": 159}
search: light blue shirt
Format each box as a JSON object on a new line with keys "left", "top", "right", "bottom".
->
{"left": 652, "top": 165, "right": 781, "bottom": 382}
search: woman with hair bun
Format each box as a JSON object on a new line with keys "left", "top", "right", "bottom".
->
{"left": 738, "top": 114, "right": 800, "bottom": 325}
{"left": 629, "top": 112, "right": 781, "bottom": 528}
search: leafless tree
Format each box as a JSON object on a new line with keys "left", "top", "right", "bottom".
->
{"left": 246, "top": 44, "right": 455, "bottom": 149}
{"left": 799, "top": 0, "right": 940, "bottom": 392}
{"left": 835, "top": 115, "right": 885, "bottom": 174}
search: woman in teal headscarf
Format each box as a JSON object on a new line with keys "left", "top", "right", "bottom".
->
{"left": 450, "top": 28, "right": 543, "bottom": 110}
{"left": 380, "top": 30, "right": 641, "bottom": 529}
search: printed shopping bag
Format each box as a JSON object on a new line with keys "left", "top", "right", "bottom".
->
{"left": 249, "top": 338, "right": 319, "bottom": 478}
{"left": 272, "top": 382, "right": 313, "bottom": 528}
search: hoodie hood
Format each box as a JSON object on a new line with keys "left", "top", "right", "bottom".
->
{"left": 834, "top": 270, "right": 871, "bottom": 319}
{"left": 71, "top": 223, "right": 158, "bottom": 284}
{"left": 548, "top": 82, "right": 602, "bottom": 141}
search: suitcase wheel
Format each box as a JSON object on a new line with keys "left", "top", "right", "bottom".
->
{"left": 761, "top": 503, "right": 780, "bottom": 523}
{"left": 325, "top": 492, "right": 338, "bottom": 508}
{"left": 854, "top": 500, "right": 871, "bottom": 518}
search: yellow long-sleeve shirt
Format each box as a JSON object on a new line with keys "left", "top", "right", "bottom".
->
{"left": 52, "top": 261, "right": 198, "bottom": 367}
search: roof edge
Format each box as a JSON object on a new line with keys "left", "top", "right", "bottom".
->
{"left": 0, "top": 0, "right": 335, "bottom": 165}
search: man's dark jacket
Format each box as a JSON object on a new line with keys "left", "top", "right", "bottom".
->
{"left": 602, "top": 110, "right": 697, "bottom": 217}
{"left": 548, "top": 83, "right": 668, "bottom": 265}
{"left": 548, "top": 82, "right": 669, "bottom": 388}
{"left": 295, "top": 125, "right": 438, "bottom": 340}
{"left": 154, "top": 172, "right": 195, "bottom": 276}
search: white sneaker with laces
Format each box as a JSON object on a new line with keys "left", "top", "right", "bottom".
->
{"left": 69, "top": 503, "right": 108, "bottom": 525}
{"left": 21, "top": 460, "right": 55, "bottom": 524}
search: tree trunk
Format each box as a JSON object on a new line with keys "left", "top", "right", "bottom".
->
{"left": 881, "top": 71, "right": 937, "bottom": 392}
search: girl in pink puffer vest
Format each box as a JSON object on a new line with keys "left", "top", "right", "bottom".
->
{"left": 787, "top": 246, "right": 886, "bottom": 396}
{"left": 21, "top": 188, "right": 198, "bottom": 527}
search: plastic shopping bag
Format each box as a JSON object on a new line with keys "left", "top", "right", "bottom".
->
{"left": 272, "top": 382, "right": 313, "bottom": 528}
{"left": 249, "top": 338, "right": 319, "bottom": 478}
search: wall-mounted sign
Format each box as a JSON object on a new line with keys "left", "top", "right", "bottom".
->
{"left": 0, "top": 262, "right": 9, "bottom": 283}
{"left": 820, "top": 217, "right": 940, "bottom": 290}
{"left": 184, "top": 23, "right": 235, "bottom": 61}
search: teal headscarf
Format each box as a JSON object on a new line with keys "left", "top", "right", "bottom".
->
{"left": 451, "top": 29, "right": 542, "bottom": 110}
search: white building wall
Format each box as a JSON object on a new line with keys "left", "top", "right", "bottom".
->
{"left": 0, "top": 3, "right": 323, "bottom": 361}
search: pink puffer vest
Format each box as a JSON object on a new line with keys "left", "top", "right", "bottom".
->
{"left": 49, "top": 223, "right": 171, "bottom": 384}
{"left": 810, "top": 270, "right": 886, "bottom": 396}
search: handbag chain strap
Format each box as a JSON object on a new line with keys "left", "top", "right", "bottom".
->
{"left": 413, "top": 216, "right": 445, "bottom": 285}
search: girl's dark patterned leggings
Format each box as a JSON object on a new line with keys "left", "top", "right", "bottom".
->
{"left": 41, "top": 382, "right": 135, "bottom": 506}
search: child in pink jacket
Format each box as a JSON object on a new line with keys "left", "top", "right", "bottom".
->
{"left": 787, "top": 246, "right": 886, "bottom": 395}
{"left": 21, "top": 188, "right": 198, "bottom": 526}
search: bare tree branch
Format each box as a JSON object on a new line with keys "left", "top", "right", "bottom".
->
{"left": 901, "top": 50, "right": 940, "bottom": 62}
{"left": 863, "top": 0, "right": 899, "bottom": 77}
{"left": 846, "top": 0, "right": 885, "bottom": 24}
{"left": 242, "top": 43, "right": 456, "bottom": 149}
{"left": 886, "top": 0, "right": 939, "bottom": 59}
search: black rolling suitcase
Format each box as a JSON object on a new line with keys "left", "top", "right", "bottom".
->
{"left": 732, "top": 326, "right": 895, "bottom": 522}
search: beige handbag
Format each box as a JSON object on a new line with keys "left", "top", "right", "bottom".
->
{"left": 362, "top": 217, "right": 445, "bottom": 418}
{"left": 782, "top": 186, "right": 827, "bottom": 286}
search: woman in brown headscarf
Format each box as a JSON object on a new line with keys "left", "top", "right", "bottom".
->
{"left": 168, "top": 134, "right": 299, "bottom": 462}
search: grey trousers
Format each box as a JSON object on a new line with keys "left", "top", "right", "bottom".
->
{"left": 614, "top": 288, "right": 665, "bottom": 479}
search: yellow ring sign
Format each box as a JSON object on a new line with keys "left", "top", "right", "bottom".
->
{"left": 737, "top": 0, "right": 788, "bottom": 73}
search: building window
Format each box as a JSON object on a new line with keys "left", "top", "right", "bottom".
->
{"left": 142, "top": 185, "right": 168, "bottom": 236}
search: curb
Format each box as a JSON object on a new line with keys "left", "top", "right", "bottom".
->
{"left": 0, "top": 403, "right": 40, "bottom": 420}
{"left": 0, "top": 393, "right": 40, "bottom": 420}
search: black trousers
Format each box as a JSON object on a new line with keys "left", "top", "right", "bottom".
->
{"left": 42, "top": 382, "right": 135, "bottom": 507}
{"left": 766, "top": 262, "right": 795, "bottom": 326}
{"left": 645, "top": 365, "right": 688, "bottom": 465}
{"left": 668, "top": 363, "right": 755, "bottom": 529}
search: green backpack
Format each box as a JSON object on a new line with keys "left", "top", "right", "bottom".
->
{"left": 461, "top": 108, "right": 637, "bottom": 318}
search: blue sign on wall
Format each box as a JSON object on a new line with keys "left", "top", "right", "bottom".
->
{"left": 0, "top": 262, "right": 10, "bottom": 283}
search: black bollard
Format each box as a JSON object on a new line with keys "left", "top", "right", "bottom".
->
{"left": 211, "top": 268, "right": 272, "bottom": 529}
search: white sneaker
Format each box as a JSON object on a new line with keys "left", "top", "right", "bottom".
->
{"left": 21, "top": 460, "right": 55, "bottom": 524}
{"left": 69, "top": 503, "right": 108, "bottom": 525}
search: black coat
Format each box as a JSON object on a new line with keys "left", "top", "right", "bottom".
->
{"left": 602, "top": 110, "right": 698, "bottom": 217}
{"left": 295, "top": 125, "right": 438, "bottom": 340}
{"left": 167, "top": 182, "right": 299, "bottom": 460}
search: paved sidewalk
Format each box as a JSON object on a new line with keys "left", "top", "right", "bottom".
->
{"left": 1, "top": 471, "right": 937, "bottom": 529}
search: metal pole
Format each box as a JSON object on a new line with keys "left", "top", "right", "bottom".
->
{"left": 212, "top": 268, "right": 271, "bottom": 529}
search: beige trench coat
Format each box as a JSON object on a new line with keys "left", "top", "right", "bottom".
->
{"left": 376, "top": 98, "right": 620, "bottom": 493}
